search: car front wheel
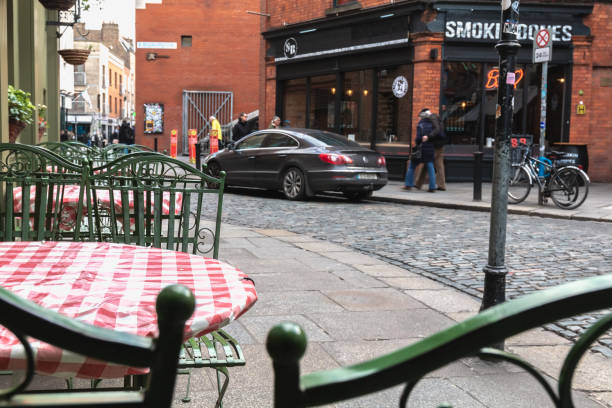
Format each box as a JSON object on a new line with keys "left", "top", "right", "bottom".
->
{"left": 282, "top": 167, "right": 306, "bottom": 200}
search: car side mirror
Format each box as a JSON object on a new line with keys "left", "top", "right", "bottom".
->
{"left": 227, "top": 142, "right": 235, "bottom": 151}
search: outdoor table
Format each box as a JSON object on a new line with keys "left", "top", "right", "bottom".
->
{"left": 0, "top": 241, "right": 257, "bottom": 378}
{"left": 13, "top": 185, "right": 183, "bottom": 231}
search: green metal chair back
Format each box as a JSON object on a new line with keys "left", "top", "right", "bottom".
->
{"left": 101, "top": 144, "right": 155, "bottom": 163}
{"left": 0, "top": 144, "right": 92, "bottom": 242}
{"left": 88, "top": 155, "right": 226, "bottom": 258}
{"left": 36, "top": 142, "right": 93, "bottom": 167}
{"left": 0, "top": 284, "right": 195, "bottom": 407}
{"left": 267, "top": 275, "right": 612, "bottom": 408}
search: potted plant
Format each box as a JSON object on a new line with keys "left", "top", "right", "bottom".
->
{"left": 8, "top": 85, "right": 36, "bottom": 143}
{"left": 38, "top": 0, "right": 76, "bottom": 11}
{"left": 37, "top": 104, "right": 48, "bottom": 141}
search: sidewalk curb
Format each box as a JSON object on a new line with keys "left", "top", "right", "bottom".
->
{"left": 369, "top": 195, "right": 611, "bottom": 223}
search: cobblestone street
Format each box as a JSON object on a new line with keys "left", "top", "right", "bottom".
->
{"left": 218, "top": 188, "right": 612, "bottom": 355}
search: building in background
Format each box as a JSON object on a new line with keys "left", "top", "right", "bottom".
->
{"left": 135, "top": 0, "right": 261, "bottom": 153}
{"left": 262, "top": 1, "right": 611, "bottom": 182}
{"left": 67, "top": 22, "right": 135, "bottom": 142}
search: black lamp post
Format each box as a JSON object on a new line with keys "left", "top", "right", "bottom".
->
{"left": 480, "top": 0, "right": 520, "bottom": 339}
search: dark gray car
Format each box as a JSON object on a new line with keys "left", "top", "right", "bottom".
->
{"left": 203, "top": 128, "right": 388, "bottom": 200}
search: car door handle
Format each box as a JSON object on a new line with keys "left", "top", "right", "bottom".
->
{"left": 248, "top": 156, "right": 256, "bottom": 159}
{"left": 277, "top": 154, "right": 287, "bottom": 157}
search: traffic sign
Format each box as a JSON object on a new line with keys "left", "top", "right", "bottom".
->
{"left": 536, "top": 30, "right": 550, "bottom": 48}
{"left": 533, "top": 28, "right": 552, "bottom": 64}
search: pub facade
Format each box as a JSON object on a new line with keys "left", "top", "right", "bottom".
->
{"left": 262, "top": 1, "right": 611, "bottom": 182}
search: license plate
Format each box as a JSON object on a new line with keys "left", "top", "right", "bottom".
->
{"left": 357, "top": 173, "right": 377, "bottom": 180}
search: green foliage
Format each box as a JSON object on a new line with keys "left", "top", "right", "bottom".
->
{"left": 8, "top": 85, "right": 36, "bottom": 125}
{"left": 81, "top": 0, "right": 103, "bottom": 11}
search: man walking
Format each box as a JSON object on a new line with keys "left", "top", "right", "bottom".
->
{"left": 403, "top": 108, "right": 436, "bottom": 192}
{"left": 232, "top": 112, "right": 250, "bottom": 142}
{"left": 415, "top": 110, "right": 447, "bottom": 191}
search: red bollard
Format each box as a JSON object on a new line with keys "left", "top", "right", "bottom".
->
{"left": 170, "top": 129, "right": 177, "bottom": 158}
{"left": 188, "top": 129, "right": 197, "bottom": 163}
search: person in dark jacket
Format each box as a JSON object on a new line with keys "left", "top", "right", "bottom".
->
{"left": 414, "top": 111, "right": 446, "bottom": 190}
{"left": 232, "top": 112, "right": 250, "bottom": 142}
{"left": 403, "top": 108, "right": 436, "bottom": 192}
{"left": 118, "top": 120, "right": 132, "bottom": 144}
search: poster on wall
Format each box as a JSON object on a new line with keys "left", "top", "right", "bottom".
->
{"left": 144, "top": 103, "right": 164, "bottom": 134}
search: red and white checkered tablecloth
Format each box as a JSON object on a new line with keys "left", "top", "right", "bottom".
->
{"left": 13, "top": 185, "right": 183, "bottom": 231}
{"left": 0, "top": 241, "right": 257, "bottom": 379}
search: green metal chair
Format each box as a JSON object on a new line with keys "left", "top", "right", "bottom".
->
{"left": 0, "top": 144, "right": 93, "bottom": 242}
{"left": 267, "top": 275, "right": 612, "bottom": 408}
{"left": 37, "top": 142, "right": 99, "bottom": 167}
{"left": 88, "top": 154, "right": 244, "bottom": 407}
{"left": 100, "top": 144, "right": 157, "bottom": 164}
{"left": 0, "top": 284, "right": 194, "bottom": 407}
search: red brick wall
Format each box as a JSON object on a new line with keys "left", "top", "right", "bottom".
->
{"left": 569, "top": 2, "right": 612, "bottom": 181}
{"left": 135, "top": 0, "right": 261, "bottom": 151}
{"left": 410, "top": 32, "right": 443, "bottom": 139}
{"left": 266, "top": 0, "right": 389, "bottom": 28}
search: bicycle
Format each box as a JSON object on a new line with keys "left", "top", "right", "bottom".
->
{"left": 508, "top": 144, "right": 590, "bottom": 210}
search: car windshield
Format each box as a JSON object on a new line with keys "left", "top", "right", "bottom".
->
{"left": 303, "top": 130, "right": 361, "bottom": 147}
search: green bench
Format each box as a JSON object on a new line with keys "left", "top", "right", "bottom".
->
{"left": 267, "top": 275, "right": 612, "bottom": 407}
{"left": 0, "top": 284, "right": 194, "bottom": 407}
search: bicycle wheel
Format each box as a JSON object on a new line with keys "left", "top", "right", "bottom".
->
{"left": 507, "top": 166, "right": 531, "bottom": 204}
{"left": 549, "top": 167, "right": 589, "bottom": 210}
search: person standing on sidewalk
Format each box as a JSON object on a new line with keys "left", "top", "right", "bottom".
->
{"left": 415, "top": 111, "right": 447, "bottom": 191}
{"left": 403, "top": 108, "right": 436, "bottom": 192}
{"left": 232, "top": 112, "right": 251, "bottom": 142}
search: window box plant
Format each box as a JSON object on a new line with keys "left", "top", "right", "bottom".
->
{"left": 8, "top": 85, "right": 36, "bottom": 143}
{"left": 37, "top": 104, "right": 48, "bottom": 141}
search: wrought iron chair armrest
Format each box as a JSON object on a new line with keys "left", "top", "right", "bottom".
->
{"left": 0, "top": 144, "right": 87, "bottom": 173}
{"left": 268, "top": 275, "right": 612, "bottom": 407}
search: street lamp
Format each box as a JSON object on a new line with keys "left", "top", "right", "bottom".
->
{"left": 480, "top": 0, "right": 521, "bottom": 347}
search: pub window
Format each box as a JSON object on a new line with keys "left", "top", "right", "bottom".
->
{"left": 115, "top": 72, "right": 118, "bottom": 89}
{"left": 283, "top": 78, "right": 306, "bottom": 128}
{"left": 376, "top": 65, "right": 412, "bottom": 145}
{"left": 109, "top": 68, "right": 112, "bottom": 87}
{"left": 441, "top": 62, "right": 483, "bottom": 145}
{"left": 181, "top": 35, "right": 192, "bottom": 47}
{"left": 309, "top": 75, "right": 336, "bottom": 132}
{"left": 342, "top": 70, "right": 373, "bottom": 143}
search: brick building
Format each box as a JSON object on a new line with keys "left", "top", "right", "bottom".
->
{"left": 70, "top": 23, "right": 136, "bottom": 141}
{"left": 261, "top": 1, "right": 612, "bottom": 182}
{"left": 135, "top": 0, "right": 262, "bottom": 153}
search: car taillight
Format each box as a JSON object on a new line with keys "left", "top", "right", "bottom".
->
{"left": 377, "top": 156, "right": 386, "bottom": 166}
{"left": 319, "top": 153, "right": 353, "bottom": 165}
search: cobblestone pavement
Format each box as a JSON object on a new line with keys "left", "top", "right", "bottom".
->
{"left": 216, "top": 188, "right": 612, "bottom": 355}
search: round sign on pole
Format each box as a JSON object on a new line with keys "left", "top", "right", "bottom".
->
{"left": 536, "top": 30, "right": 550, "bottom": 48}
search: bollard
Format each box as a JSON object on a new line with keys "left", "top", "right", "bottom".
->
{"left": 170, "top": 130, "right": 177, "bottom": 158}
{"left": 195, "top": 143, "right": 201, "bottom": 171}
{"left": 188, "top": 129, "right": 197, "bottom": 163}
{"left": 473, "top": 151, "right": 483, "bottom": 201}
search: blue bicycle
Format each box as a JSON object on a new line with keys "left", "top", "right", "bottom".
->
{"left": 508, "top": 144, "right": 590, "bottom": 210}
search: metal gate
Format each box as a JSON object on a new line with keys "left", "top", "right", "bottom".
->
{"left": 181, "top": 90, "right": 233, "bottom": 154}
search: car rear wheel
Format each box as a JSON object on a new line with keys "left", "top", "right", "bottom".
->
{"left": 344, "top": 191, "right": 373, "bottom": 202}
{"left": 282, "top": 167, "right": 305, "bottom": 200}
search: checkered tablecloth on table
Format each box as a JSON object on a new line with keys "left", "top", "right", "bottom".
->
{"left": 0, "top": 241, "right": 257, "bottom": 379}
{"left": 13, "top": 185, "right": 183, "bottom": 231}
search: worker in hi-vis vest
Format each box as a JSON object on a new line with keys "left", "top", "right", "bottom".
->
{"left": 209, "top": 115, "right": 222, "bottom": 153}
